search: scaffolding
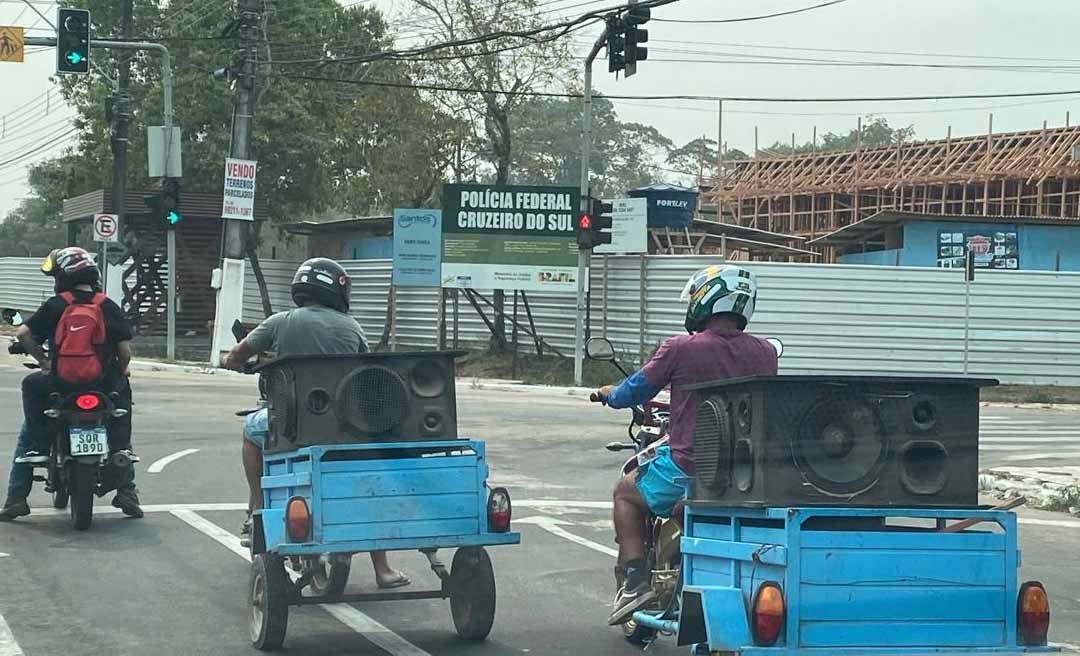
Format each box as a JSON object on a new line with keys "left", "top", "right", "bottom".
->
{"left": 709, "top": 123, "right": 1080, "bottom": 252}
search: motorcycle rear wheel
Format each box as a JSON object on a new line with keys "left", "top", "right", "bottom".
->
{"left": 50, "top": 462, "right": 68, "bottom": 509}
{"left": 70, "top": 465, "right": 96, "bottom": 531}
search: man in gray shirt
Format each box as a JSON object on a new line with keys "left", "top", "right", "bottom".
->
{"left": 224, "top": 258, "right": 409, "bottom": 589}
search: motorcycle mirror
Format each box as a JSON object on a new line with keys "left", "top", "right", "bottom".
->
{"left": 766, "top": 337, "right": 784, "bottom": 358}
{"left": 585, "top": 337, "right": 616, "bottom": 361}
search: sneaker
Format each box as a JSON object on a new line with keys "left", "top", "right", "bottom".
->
{"left": 14, "top": 451, "right": 49, "bottom": 465}
{"left": 0, "top": 497, "right": 30, "bottom": 522}
{"left": 608, "top": 580, "right": 657, "bottom": 626}
{"left": 112, "top": 488, "right": 144, "bottom": 518}
{"left": 240, "top": 513, "right": 252, "bottom": 547}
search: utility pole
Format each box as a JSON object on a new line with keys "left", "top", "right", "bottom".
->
{"left": 210, "top": 0, "right": 261, "bottom": 366}
{"left": 107, "top": 0, "right": 133, "bottom": 296}
{"left": 575, "top": 28, "right": 609, "bottom": 386}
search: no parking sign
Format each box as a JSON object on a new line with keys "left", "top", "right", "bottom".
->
{"left": 93, "top": 213, "right": 119, "bottom": 243}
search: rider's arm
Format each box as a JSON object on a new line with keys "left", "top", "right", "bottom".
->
{"left": 606, "top": 370, "right": 662, "bottom": 409}
{"left": 14, "top": 324, "right": 48, "bottom": 370}
{"left": 223, "top": 340, "right": 257, "bottom": 370}
{"left": 116, "top": 340, "right": 132, "bottom": 376}
{"left": 224, "top": 312, "right": 282, "bottom": 369}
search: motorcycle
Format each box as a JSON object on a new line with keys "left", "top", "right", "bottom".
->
{"left": 585, "top": 335, "right": 784, "bottom": 647}
{"left": 7, "top": 334, "right": 136, "bottom": 530}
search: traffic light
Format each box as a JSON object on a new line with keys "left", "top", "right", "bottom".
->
{"left": 56, "top": 8, "right": 90, "bottom": 75}
{"left": 623, "top": 5, "right": 650, "bottom": 77}
{"left": 606, "top": 14, "right": 625, "bottom": 74}
{"left": 143, "top": 192, "right": 164, "bottom": 223}
{"left": 163, "top": 178, "right": 182, "bottom": 226}
{"left": 577, "top": 198, "right": 614, "bottom": 250}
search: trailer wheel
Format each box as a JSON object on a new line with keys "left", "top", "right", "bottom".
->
{"left": 250, "top": 553, "right": 290, "bottom": 651}
{"left": 307, "top": 553, "right": 352, "bottom": 599}
{"left": 449, "top": 546, "right": 496, "bottom": 641}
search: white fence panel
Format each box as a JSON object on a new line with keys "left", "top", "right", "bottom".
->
{"left": 0, "top": 257, "right": 54, "bottom": 312}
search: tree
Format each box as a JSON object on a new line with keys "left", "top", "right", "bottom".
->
{"left": 406, "top": 0, "right": 574, "bottom": 351}
{"left": 512, "top": 95, "right": 673, "bottom": 196}
{"left": 758, "top": 116, "right": 916, "bottom": 157}
{"left": 0, "top": 198, "right": 66, "bottom": 257}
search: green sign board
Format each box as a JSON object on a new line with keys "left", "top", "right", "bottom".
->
{"left": 441, "top": 183, "right": 581, "bottom": 292}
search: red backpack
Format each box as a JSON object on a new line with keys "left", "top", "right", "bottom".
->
{"left": 52, "top": 292, "right": 107, "bottom": 385}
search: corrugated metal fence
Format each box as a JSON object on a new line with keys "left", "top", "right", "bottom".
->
{"left": 9, "top": 255, "right": 1080, "bottom": 385}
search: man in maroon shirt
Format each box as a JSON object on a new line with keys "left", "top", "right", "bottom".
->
{"left": 596, "top": 265, "right": 778, "bottom": 625}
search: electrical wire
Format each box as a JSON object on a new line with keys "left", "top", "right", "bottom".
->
{"left": 653, "top": 0, "right": 849, "bottom": 24}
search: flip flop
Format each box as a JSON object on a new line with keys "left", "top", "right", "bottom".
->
{"left": 376, "top": 572, "right": 412, "bottom": 589}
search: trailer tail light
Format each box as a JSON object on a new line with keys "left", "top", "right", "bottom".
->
{"left": 285, "top": 497, "right": 311, "bottom": 542}
{"left": 751, "top": 582, "right": 784, "bottom": 646}
{"left": 1018, "top": 581, "right": 1050, "bottom": 646}
{"left": 75, "top": 394, "right": 100, "bottom": 410}
{"left": 487, "top": 487, "right": 512, "bottom": 532}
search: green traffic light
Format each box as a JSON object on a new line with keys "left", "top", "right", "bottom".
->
{"left": 65, "top": 51, "right": 85, "bottom": 65}
{"left": 167, "top": 211, "right": 181, "bottom": 225}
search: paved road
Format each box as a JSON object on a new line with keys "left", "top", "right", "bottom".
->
{"left": 979, "top": 408, "right": 1080, "bottom": 470}
{"left": 0, "top": 358, "right": 1078, "bottom": 655}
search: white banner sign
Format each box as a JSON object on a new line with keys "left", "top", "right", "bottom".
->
{"left": 222, "top": 158, "right": 257, "bottom": 221}
{"left": 93, "top": 213, "right": 119, "bottom": 243}
{"left": 595, "top": 197, "right": 648, "bottom": 254}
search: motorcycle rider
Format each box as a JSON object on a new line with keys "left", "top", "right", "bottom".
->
{"left": 224, "top": 257, "right": 411, "bottom": 589}
{"left": 0, "top": 247, "right": 141, "bottom": 521}
{"left": 596, "top": 265, "right": 778, "bottom": 625}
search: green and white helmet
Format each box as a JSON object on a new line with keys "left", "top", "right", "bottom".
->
{"left": 678, "top": 264, "right": 758, "bottom": 333}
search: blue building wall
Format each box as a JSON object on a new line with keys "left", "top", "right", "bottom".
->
{"left": 837, "top": 221, "right": 1080, "bottom": 271}
{"left": 343, "top": 236, "right": 393, "bottom": 260}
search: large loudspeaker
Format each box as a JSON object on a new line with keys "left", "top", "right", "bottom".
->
{"left": 257, "top": 352, "right": 463, "bottom": 453}
{"left": 689, "top": 375, "right": 996, "bottom": 507}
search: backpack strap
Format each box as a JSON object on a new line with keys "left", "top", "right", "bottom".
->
{"left": 89, "top": 292, "right": 106, "bottom": 306}
{"left": 59, "top": 291, "right": 74, "bottom": 304}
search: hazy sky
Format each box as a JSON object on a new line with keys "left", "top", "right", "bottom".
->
{"left": 3, "top": 0, "right": 1080, "bottom": 218}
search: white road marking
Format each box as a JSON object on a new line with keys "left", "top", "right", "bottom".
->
{"left": 0, "top": 612, "right": 24, "bottom": 656}
{"left": 148, "top": 448, "right": 200, "bottom": 473}
{"left": 981, "top": 437, "right": 1080, "bottom": 443}
{"left": 514, "top": 515, "right": 618, "bottom": 558}
{"left": 1018, "top": 517, "right": 1080, "bottom": 529}
{"left": 515, "top": 500, "right": 613, "bottom": 510}
{"left": 981, "top": 428, "right": 1080, "bottom": 435}
{"left": 1050, "top": 641, "right": 1080, "bottom": 653}
{"left": 28, "top": 502, "right": 249, "bottom": 517}
{"left": 982, "top": 444, "right": 1080, "bottom": 451}
{"left": 0, "top": 553, "right": 7, "bottom": 558}
{"left": 171, "top": 509, "right": 432, "bottom": 656}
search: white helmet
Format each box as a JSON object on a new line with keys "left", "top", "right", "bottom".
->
{"left": 678, "top": 265, "right": 758, "bottom": 333}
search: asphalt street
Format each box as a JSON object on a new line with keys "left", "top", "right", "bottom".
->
{"left": 0, "top": 356, "right": 1078, "bottom": 656}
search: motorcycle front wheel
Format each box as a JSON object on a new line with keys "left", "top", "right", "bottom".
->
{"left": 69, "top": 464, "right": 96, "bottom": 530}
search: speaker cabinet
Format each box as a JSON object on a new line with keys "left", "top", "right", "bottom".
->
{"left": 257, "top": 352, "right": 463, "bottom": 453}
{"left": 689, "top": 375, "right": 997, "bottom": 507}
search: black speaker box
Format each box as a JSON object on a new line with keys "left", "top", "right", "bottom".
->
{"left": 256, "top": 352, "right": 463, "bottom": 453}
{"left": 688, "top": 375, "right": 997, "bottom": 507}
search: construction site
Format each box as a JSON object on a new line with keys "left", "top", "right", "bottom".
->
{"left": 708, "top": 120, "right": 1080, "bottom": 262}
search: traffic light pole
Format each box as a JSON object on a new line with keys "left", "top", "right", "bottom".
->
{"left": 27, "top": 35, "right": 177, "bottom": 358}
{"left": 575, "top": 29, "right": 609, "bottom": 386}
{"left": 109, "top": 0, "right": 132, "bottom": 341}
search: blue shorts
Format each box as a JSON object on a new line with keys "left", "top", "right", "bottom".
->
{"left": 243, "top": 408, "right": 268, "bottom": 450}
{"left": 635, "top": 446, "right": 689, "bottom": 519}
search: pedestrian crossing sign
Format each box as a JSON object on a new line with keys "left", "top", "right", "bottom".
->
{"left": 0, "top": 26, "right": 24, "bottom": 63}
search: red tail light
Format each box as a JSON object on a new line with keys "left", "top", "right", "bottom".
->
{"left": 75, "top": 394, "right": 100, "bottom": 410}
{"left": 285, "top": 497, "right": 311, "bottom": 542}
{"left": 751, "top": 582, "right": 784, "bottom": 646}
{"left": 487, "top": 487, "right": 512, "bottom": 533}
{"left": 1018, "top": 581, "right": 1050, "bottom": 646}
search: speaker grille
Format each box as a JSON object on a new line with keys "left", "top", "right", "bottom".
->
{"left": 793, "top": 394, "right": 888, "bottom": 496}
{"left": 694, "top": 397, "right": 733, "bottom": 493}
{"left": 336, "top": 365, "right": 410, "bottom": 435}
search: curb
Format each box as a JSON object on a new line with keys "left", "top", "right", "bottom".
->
{"left": 980, "top": 467, "right": 1080, "bottom": 516}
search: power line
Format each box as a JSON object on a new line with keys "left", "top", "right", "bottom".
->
{"left": 654, "top": 0, "right": 849, "bottom": 24}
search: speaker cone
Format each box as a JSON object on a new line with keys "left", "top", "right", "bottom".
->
{"left": 694, "top": 397, "right": 733, "bottom": 493}
{"left": 793, "top": 395, "right": 888, "bottom": 495}
{"left": 411, "top": 360, "right": 448, "bottom": 398}
{"left": 336, "top": 365, "right": 410, "bottom": 435}
{"left": 899, "top": 440, "right": 949, "bottom": 495}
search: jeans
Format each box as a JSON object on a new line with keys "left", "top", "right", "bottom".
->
{"left": 6, "top": 422, "right": 34, "bottom": 499}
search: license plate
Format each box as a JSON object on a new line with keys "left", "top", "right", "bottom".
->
{"left": 70, "top": 427, "right": 108, "bottom": 457}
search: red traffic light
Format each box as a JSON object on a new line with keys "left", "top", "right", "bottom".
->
{"left": 578, "top": 213, "right": 592, "bottom": 230}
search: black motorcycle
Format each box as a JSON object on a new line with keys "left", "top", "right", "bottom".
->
{"left": 8, "top": 338, "right": 136, "bottom": 530}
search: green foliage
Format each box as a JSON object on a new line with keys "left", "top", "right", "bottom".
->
{"left": 761, "top": 115, "right": 916, "bottom": 157}
{"left": 0, "top": 197, "right": 66, "bottom": 257}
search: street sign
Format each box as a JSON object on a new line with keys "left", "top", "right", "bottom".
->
{"left": 392, "top": 209, "right": 443, "bottom": 287}
{"left": 93, "top": 213, "right": 119, "bottom": 243}
{"left": 594, "top": 197, "right": 647, "bottom": 254}
{"left": 0, "top": 26, "right": 23, "bottom": 63}
{"left": 222, "top": 158, "right": 257, "bottom": 221}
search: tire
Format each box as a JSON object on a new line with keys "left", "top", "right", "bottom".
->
{"left": 50, "top": 463, "right": 68, "bottom": 510}
{"left": 307, "top": 554, "right": 352, "bottom": 599}
{"left": 449, "top": 546, "right": 496, "bottom": 641}
{"left": 69, "top": 465, "right": 96, "bottom": 531}
{"left": 249, "top": 553, "right": 290, "bottom": 651}
{"left": 621, "top": 617, "right": 658, "bottom": 645}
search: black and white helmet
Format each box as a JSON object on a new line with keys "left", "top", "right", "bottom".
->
{"left": 291, "top": 258, "right": 351, "bottom": 312}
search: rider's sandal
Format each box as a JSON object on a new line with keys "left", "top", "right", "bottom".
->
{"left": 376, "top": 572, "right": 411, "bottom": 589}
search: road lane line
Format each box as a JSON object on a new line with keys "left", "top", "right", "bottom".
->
{"left": 1000, "top": 451, "right": 1080, "bottom": 462}
{"left": 0, "top": 612, "right": 24, "bottom": 656}
{"left": 148, "top": 448, "right": 200, "bottom": 473}
{"left": 515, "top": 500, "right": 613, "bottom": 509}
{"left": 514, "top": 516, "right": 618, "bottom": 558}
{"left": 981, "top": 437, "right": 1080, "bottom": 443}
{"left": 171, "top": 509, "right": 432, "bottom": 656}
{"left": 28, "top": 502, "right": 249, "bottom": 517}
